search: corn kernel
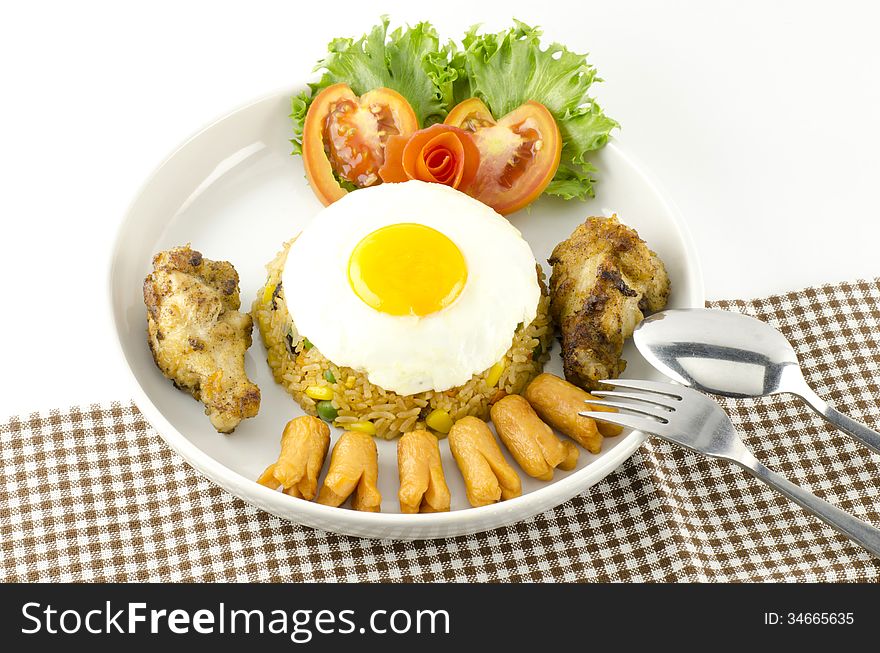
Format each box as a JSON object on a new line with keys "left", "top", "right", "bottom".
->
{"left": 486, "top": 360, "right": 505, "bottom": 388}
{"left": 261, "top": 283, "right": 275, "bottom": 306}
{"left": 346, "top": 421, "right": 376, "bottom": 435}
{"left": 426, "top": 409, "right": 454, "bottom": 434}
{"left": 305, "top": 385, "right": 334, "bottom": 401}
{"left": 346, "top": 376, "right": 356, "bottom": 389}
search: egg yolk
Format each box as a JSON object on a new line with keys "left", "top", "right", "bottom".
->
{"left": 348, "top": 223, "right": 467, "bottom": 316}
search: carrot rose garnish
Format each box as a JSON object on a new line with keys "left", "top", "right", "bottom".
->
{"left": 379, "top": 124, "right": 480, "bottom": 192}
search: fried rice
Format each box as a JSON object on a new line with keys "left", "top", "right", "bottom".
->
{"left": 253, "top": 241, "right": 554, "bottom": 439}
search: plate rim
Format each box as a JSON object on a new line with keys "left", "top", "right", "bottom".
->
{"left": 107, "top": 88, "right": 704, "bottom": 539}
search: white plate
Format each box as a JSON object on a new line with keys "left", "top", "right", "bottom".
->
{"left": 109, "top": 89, "right": 704, "bottom": 539}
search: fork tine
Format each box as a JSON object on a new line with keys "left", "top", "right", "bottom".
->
{"left": 591, "top": 390, "right": 679, "bottom": 411}
{"left": 581, "top": 399, "right": 670, "bottom": 421}
{"left": 599, "top": 378, "right": 685, "bottom": 399}
{"left": 579, "top": 410, "right": 662, "bottom": 434}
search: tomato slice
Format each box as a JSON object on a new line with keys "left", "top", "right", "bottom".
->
{"left": 302, "top": 83, "right": 419, "bottom": 205}
{"left": 444, "top": 98, "right": 561, "bottom": 215}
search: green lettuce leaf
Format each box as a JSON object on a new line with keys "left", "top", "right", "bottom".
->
{"left": 291, "top": 19, "right": 618, "bottom": 202}
{"left": 460, "top": 20, "right": 619, "bottom": 199}
{"left": 544, "top": 161, "right": 599, "bottom": 201}
{"left": 290, "top": 91, "right": 309, "bottom": 156}
{"left": 290, "top": 17, "right": 455, "bottom": 154}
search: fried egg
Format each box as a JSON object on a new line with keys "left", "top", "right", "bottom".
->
{"left": 282, "top": 181, "right": 540, "bottom": 395}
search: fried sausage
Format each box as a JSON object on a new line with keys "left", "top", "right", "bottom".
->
{"left": 523, "top": 373, "right": 618, "bottom": 453}
{"left": 397, "top": 430, "right": 451, "bottom": 514}
{"left": 448, "top": 417, "right": 521, "bottom": 507}
{"left": 317, "top": 431, "right": 381, "bottom": 512}
{"left": 490, "top": 394, "right": 579, "bottom": 480}
{"left": 257, "top": 415, "right": 330, "bottom": 500}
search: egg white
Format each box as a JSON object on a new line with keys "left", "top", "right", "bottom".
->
{"left": 282, "top": 180, "right": 540, "bottom": 395}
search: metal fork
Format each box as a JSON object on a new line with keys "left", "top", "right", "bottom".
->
{"left": 579, "top": 379, "right": 880, "bottom": 558}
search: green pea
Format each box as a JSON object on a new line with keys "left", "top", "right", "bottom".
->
{"left": 323, "top": 369, "right": 336, "bottom": 384}
{"left": 533, "top": 343, "right": 543, "bottom": 360}
{"left": 302, "top": 337, "right": 313, "bottom": 351}
{"left": 316, "top": 401, "right": 338, "bottom": 422}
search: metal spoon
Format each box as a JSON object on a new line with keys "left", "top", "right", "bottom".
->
{"left": 633, "top": 308, "right": 880, "bottom": 455}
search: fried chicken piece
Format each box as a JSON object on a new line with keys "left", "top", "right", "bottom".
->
{"left": 144, "top": 245, "right": 260, "bottom": 433}
{"left": 548, "top": 216, "right": 670, "bottom": 390}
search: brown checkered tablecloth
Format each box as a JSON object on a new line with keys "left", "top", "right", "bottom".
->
{"left": 3, "top": 281, "right": 880, "bottom": 582}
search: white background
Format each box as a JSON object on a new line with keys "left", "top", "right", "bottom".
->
{"left": 1, "top": 0, "right": 879, "bottom": 419}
